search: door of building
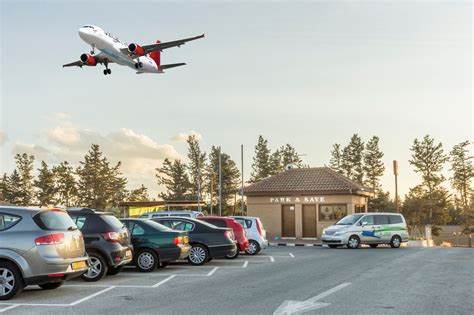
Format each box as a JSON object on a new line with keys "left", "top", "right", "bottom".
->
{"left": 281, "top": 205, "right": 295, "bottom": 237}
{"left": 302, "top": 204, "right": 317, "bottom": 238}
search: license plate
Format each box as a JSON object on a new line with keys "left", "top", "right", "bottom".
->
{"left": 184, "top": 236, "right": 189, "bottom": 244}
{"left": 125, "top": 250, "right": 132, "bottom": 257}
{"left": 72, "top": 261, "right": 87, "bottom": 270}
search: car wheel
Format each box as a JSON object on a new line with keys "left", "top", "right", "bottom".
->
{"left": 347, "top": 235, "right": 360, "bottom": 249}
{"left": 225, "top": 246, "right": 239, "bottom": 259}
{"left": 245, "top": 240, "right": 260, "bottom": 255}
{"left": 106, "top": 266, "right": 123, "bottom": 276}
{"left": 369, "top": 244, "right": 379, "bottom": 248}
{"left": 0, "top": 262, "right": 23, "bottom": 300}
{"left": 39, "top": 282, "right": 64, "bottom": 290}
{"left": 188, "top": 244, "right": 208, "bottom": 266}
{"left": 207, "top": 257, "right": 213, "bottom": 263}
{"left": 136, "top": 250, "right": 159, "bottom": 272}
{"left": 390, "top": 235, "right": 402, "bottom": 248}
{"left": 328, "top": 245, "right": 339, "bottom": 249}
{"left": 82, "top": 252, "right": 108, "bottom": 282}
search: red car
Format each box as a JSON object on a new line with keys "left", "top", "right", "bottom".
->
{"left": 197, "top": 216, "right": 249, "bottom": 259}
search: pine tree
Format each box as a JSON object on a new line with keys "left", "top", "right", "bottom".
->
{"left": 269, "top": 144, "right": 304, "bottom": 175}
{"left": 156, "top": 158, "right": 191, "bottom": 200}
{"left": 34, "top": 161, "right": 56, "bottom": 207}
{"left": 53, "top": 161, "right": 77, "bottom": 207}
{"left": 7, "top": 170, "right": 22, "bottom": 205}
{"left": 187, "top": 135, "right": 206, "bottom": 201}
{"left": 0, "top": 173, "right": 11, "bottom": 204}
{"left": 129, "top": 185, "right": 150, "bottom": 201}
{"left": 343, "top": 134, "right": 365, "bottom": 183}
{"left": 409, "top": 135, "right": 449, "bottom": 223}
{"left": 269, "top": 149, "right": 284, "bottom": 175}
{"left": 108, "top": 162, "right": 128, "bottom": 208}
{"left": 329, "top": 144, "right": 344, "bottom": 174}
{"left": 249, "top": 135, "right": 272, "bottom": 183}
{"left": 14, "top": 153, "right": 35, "bottom": 205}
{"left": 363, "top": 136, "right": 385, "bottom": 194}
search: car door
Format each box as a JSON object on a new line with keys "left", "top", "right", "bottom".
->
{"left": 374, "top": 215, "right": 391, "bottom": 242}
{"left": 359, "top": 215, "right": 377, "bottom": 242}
{"left": 130, "top": 222, "right": 148, "bottom": 247}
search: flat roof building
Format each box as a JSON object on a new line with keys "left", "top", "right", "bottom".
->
{"left": 243, "top": 167, "right": 373, "bottom": 241}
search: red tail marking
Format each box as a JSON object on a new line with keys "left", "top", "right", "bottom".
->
{"left": 149, "top": 39, "right": 161, "bottom": 68}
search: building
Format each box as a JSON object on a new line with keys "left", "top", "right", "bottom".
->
{"left": 243, "top": 167, "right": 373, "bottom": 241}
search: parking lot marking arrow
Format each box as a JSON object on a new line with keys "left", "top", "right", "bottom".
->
{"left": 273, "top": 282, "right": 351, "bottom": 315}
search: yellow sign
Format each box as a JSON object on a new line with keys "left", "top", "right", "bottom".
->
{"left": 129, "top": 206, "right": 165, "bottom": 217}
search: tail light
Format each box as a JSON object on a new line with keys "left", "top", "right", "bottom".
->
{"left": 103, "top": 232, "right": 120, "bottom": 243}
{"left": 35, "top": 233, "right": 64, "bottom": 245}
{"left": 256, "top": 219, "right": 263, "bottom": 236}
{"left": 224, "top": 230, "right": 234, "bottom": 240}
{"left": 173, "top": 236, "right": 184, "bottom": 245}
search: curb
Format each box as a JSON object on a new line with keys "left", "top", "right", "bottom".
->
{"left": 269, "top": 242, "right": 323, "bottom": 247}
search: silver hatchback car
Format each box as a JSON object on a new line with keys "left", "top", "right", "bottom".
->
{"left": 0, "top": 207, "right": 89, "bottom": 300}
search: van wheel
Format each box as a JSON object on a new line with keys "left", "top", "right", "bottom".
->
{"left": 107, "top": 266, "right": 123, "bottom": 275}
{"left": 0, "top": 262, "right": 23, "bottom": 300}
{"left": 188, "top": 244, "right": 209, "bottom": 266}
{"left": 136, "top": 250, "right": 159, "bottom": 272}
{"left": 390, "top": 236, "right": 402, "bottom": 248}
{"left": 39, "top": 282, "right": 63, "bottom": 290}
{"left": 369, "top": 244, "right": 378, "bottom": 248}
{"left": 82, "top": 252, "right": 108, "bottom": 282}
{"left": 245, "top": 240, "right": 260, "bottom": 255}
{"left": 347, "top": 236, "right": 360, "bottom": 249}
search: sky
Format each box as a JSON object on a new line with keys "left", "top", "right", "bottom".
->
{"left": 0, "top": 0, "right": 472, "bottom": 198}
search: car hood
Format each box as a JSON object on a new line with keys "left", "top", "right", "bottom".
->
{"left": 324, "top": 225, "right": 349, "bottom": 233}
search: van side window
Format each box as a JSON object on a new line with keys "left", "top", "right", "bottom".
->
{"left": 360, "top": 215, "right": 374, "bottom": 225}
{"left": 374, "top": 215, "right": 390, "bottom": 225}
{"left": 388, "top": 215, "right": 403, "bottom": 224}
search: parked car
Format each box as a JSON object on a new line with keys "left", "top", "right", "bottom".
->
{"left": 152, "top": 217, "right": 237, "bottom": 266}
{"left": 231, "top": 216, "right": 268, "bottom": 255}
{"left": 0, "top": 207, "right": 89, "bottom": 300}
{"left": 197, "top": 216, "right": 249, "bottom": 259}
{"left": 322, "top": 212, "right": 409, "bottom": 249}
{"left": 139, "top": 210, "right": 204, "bottom": 219}
{"left": 120, "top": 219, "right": 191, "bottom": 272}
{"left": 67, "top": 208, "right": 133, "bottom": 281}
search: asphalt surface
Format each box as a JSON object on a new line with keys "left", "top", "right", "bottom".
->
{"left": 1, "top": 246, "right": 473, "bottom": 314}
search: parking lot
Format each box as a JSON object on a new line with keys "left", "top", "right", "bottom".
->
{"left": 1, "top": 246, "right": 473, "bottom": 314}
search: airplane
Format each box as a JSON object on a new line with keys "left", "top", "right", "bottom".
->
{"left": 63, "top": 25, "right": 204, "bottom": 75}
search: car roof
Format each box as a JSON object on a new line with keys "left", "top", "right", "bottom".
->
{"left": 143, "top": 211, "right": 202, "bottom": 215}
{"left": 0, "top": 206, "right": 43, "bottom": 215}
{"left": 199, "top": 216, "right": 236, "bottom": 222}
{"left": 66, "top": 207, "right": 114, "bottom": 215}
{"left": 361, "top": 212, "right": 403, "bottom": 215}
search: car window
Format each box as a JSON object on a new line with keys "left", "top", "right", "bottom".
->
{"left": 360, "top": 215, "right": 374, "bottom": 226}
{"left": 155, "top": 220, "right": 173, "bottom": 228}
{"left": 152, "top": 213, "right": 167, "bottom": 218}
{"left": 121, "top": 220, "right": 133, "bottom": 231}
{"left": 388, "top": 215, "right": 403, "bottom": 224}
{"left": 34, "top": 210, "right": 77, "bottom": 231}
{"left": 202, "top": 219, "right": 227, "bottom": 228}
{"left": 72, "top": 215, "right": 87, "bottom": 230}
{"left": 101, "top": 215, "right": 124, "bottom": 231}
{"left": 234, "top": 218, "right": 245, "bottom": 227}
{"left": 0, "top": 213, "right": 21, "bottom": 231}
{"left": 172, "top": 220, "right": 194, "bottom": 231}
{"left": 374, "top": 215, "right": 390, "bottom": 225}
{"left": 132, "top": 222, "right": 146, "bottom": 236}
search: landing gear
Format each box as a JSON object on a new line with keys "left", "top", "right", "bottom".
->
{"left": 103, "top": 60, "right": 111, "bottom": 75}
{"left": 90, "top": 45, "right": 96, "bottom": 55}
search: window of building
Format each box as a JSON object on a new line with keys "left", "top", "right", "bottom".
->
{"left": 355, "top": 205, "right": 365, "bottom": 213}
{"left": 319, "top": 205, "right": 347, "bottom": 221}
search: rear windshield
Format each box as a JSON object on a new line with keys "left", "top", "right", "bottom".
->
{"left": 34, "top": 210, "right": 77, "bottom": 231}
{"left": 143, "top": 220, "right": 174, "bottom": 232}
{"left": 101, "top": 215, "right": 125, "bottom": 231}
{"left": 201, "top": 219, "right": 227, "bottom": 228}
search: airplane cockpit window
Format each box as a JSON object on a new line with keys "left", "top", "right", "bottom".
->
{"left": 82, "top": 25, "right": 94, "bottom": 29}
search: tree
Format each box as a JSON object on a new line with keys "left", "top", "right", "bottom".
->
{"left": 0, "top": 173, "right": 12, "bottom": 204}
{"left": 409, "top": 135, "right": 449, "bottom": 223}
{"left": 7, "top": 170, "right": 22, "bottom": 205}
{"left": 342, "top": 134, "right": 365, "bottom": 183}
{"left": 14, "top": 153, "right": 35, "bottom": 205}
{"left": 187, "top": 135, "right": 206, "bottom": 201}
{"left": 363, "top": 136, "right": 385, "bottom": 194}
{"left": 128, "top": 185, "right": 150, "bottom": 201}
{"left": 249, "top": 135, "right": 272, "bottom": 183}
{"left": 53, "top": 161, "right": 77, "bottom": 207}
{"left": 329, "top": 144, "right": 344, "bottom": 174}
{"left": 368, "top": 191, "right": 395, "bottom": 212}
{"left": 34, "top": 161, "right": 56, "bottom": 207}
{"left": 449, "top": 140, "right": 474, "bottom": 246}
{"left": 107, "top": 162, "right": 128, "bottom": 208}
{"left": 270, "top": 144, "right": 304, "bottom": 175}
{"left": 208, "top": 146, "right": 240, "bottom": 215}
{"left": 156, "top": 158, "right": 191, "bottom": 200}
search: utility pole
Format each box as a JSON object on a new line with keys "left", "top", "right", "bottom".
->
{"left": 197, "top": 160, "right": 201, "bottom": 212}
{"left": 210, "top": 175, "right": 213, "bottom": 215}
{"left": 241, "top": 144, "right": 244, "bottom": 214}
{"left": 393, "top": 160, "right": 399, "bottom": 213}
{"left": 219, "top": 147, "right": 222, "bottom": 217}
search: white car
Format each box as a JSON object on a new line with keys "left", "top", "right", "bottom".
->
{"left": 139, "top": 211, "right": 204, "bottom": 219}
{"left": 322, "top": 213, "right": 409, "bottom": 249}
{"left": 231, "top": 216, "right": 268, "bottom": 255}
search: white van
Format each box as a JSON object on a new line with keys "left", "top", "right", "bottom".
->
{"left": 322, "top": 212, "right": 409, "bottom": 249}
{"left": 139, "top": 210, "right": 204, "bottom": 219}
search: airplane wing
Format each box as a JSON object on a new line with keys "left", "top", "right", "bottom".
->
{"left": 121, "top": 34, "right": 205, "bottom": 55}
{"left": 160, "top": 63, "right": 186, "bottom": 70}
{"left": 62, "top": 60, "right": 84, "bottom": 68}
{"left": 62, "top": 53, "right": 113, "bottom": 68}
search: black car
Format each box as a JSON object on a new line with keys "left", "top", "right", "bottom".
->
{"left": 120, "top": 219, "right": 191, "bottom": 272}
{"left": 67, "top": 208, "right": 133, "bottom": 281}
{"left": 152, "top": 217, "right": 237, "bottom": 266}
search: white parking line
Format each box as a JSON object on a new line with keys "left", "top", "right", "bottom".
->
{"left": 0, "top": 305, "right": 20, "bottom": 313}
{"left": 207, "top": 267, "right": 219, "bottom": 276}
{"left": 270, "top": 256, "right": 275, "bottom": 262}
{"left": 69, "top": 286, "right": 116, "bottom": 306}
{"left": 242, "top": 261, "right": 248, "bottom": 268}
{"left": 289, "top": 253, "right": 295, "bottom": 258}
{"left": 152, "top": 275, "right": 176, "bottom": 287}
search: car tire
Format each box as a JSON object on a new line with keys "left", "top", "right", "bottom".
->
{"left": 207, "top": 257, "right": 213, "bottom": 263}
{"left": 106, "top": 266, "right": 123, "bottom": 276}
{"left": 82, "top": 252, "right": 108, "bottom": 282}
{"left": 135, "top": 250, "right": 159, "bottom": 272}
{"left": 188, "top": 244, "right": 209, "bottom": 266}
{"left": 347, "top": 235, "right": 360, "bottom": 249}
{"left": 0, "top": 261, "right": 23, "bottom": 300}
{"left": 39, "top": 282, "right": 64, "bottom": 290}
{"left": 328, "top": 245, "right": 339, "bottom": 249}
{"left": 245, "top": 240, "right": 261, "bottom": 255}
{"left": 225, "top": 246, "right": 239, "bottom": 259}
{"left": 369, "top": 244, "right": 379, "bottom": 248}
{"left": 390, "top": 235, "right": 402, "bottom": 248}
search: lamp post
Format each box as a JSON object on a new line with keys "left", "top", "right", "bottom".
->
{"left": 218, "top": 146, "right": 222, "bottom": 217}
{"left": 393, "top": 160, "right": 399, "bottom": 213}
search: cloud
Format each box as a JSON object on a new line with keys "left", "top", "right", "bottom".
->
{"left": 170, "top": 130, "right": 202, "bottom": 143}
{"left": 12, "top": 143, "right": 51, "bottom": 161}
{"left": 0, "top": 130, "right": 7, "bottom": 145}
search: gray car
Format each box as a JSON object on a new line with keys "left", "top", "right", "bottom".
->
{"left": 0, "top": 206, "right": 89, "bottom": 300}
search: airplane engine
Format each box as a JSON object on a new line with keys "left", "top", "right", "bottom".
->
{"left": 80, "top": 54, "right": 97, "bottom": 66}
{"left": 128, "top": 43, "right": 145, "bottom": 56}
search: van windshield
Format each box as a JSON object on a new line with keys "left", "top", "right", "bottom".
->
{"left": 335, "top": 214, "right": 364, "bottom": 225}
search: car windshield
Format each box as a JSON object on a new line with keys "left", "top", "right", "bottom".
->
{"left": 101, "top": 215, "right": 125, "bottom": 231}
{"left": 34, "top": 210, "right": 77, "bottom": 231}
{"left": 335, "top": 214, "right": 364, "bottom": 225}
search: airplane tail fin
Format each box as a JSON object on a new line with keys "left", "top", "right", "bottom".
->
{"left": 149, "top": 39, "right": 161, "bottom": 67}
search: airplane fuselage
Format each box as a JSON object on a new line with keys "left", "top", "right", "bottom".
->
{"left": 78, "top": 25, "right": 161, "bottom": 73}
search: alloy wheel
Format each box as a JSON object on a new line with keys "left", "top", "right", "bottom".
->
{"left": 246, "top": 242, "right": 258, "bottom": 255}
{"left": 84, "top": 257, "right": 102, "bottom": 279}
{"left": 0, "top": 268, "right": 15, "bottom": 297}
{"left": 138, "top": 252, "right": 155, "bottom": 270}
{"left": 189, "top": 246, "right": 206, "bottom": 264}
